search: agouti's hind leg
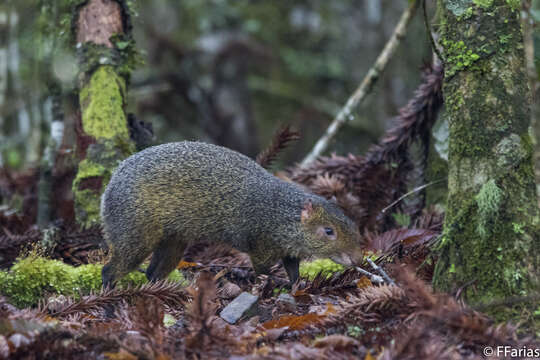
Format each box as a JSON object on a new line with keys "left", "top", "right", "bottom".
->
{"left": 146, "top": 238, "right": 187, "bottom": 281}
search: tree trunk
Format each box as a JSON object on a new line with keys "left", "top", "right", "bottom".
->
{"left": 523, "top": 0, "right": 540, "bottom": 193}
{"left": 0, "top": 4, "right": 26, "bottom": 168}
{"left": 433, "top": 0, "right": 539, "bottom": 316}
{"left": 72, "top": 0, "right": 136, "bottom": 228}
{"left": 37, "top": 80, "right": 64, "bottom": 228}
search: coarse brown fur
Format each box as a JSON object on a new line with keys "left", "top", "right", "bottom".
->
{"left": 101, "top": 141, "right": 362, "bottom": 287}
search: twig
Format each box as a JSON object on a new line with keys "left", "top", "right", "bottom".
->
{"left": 381, "top": 179, "right": 445, "bottom": 213}
{"left": 355, "top": 267, "right": 384, "bottom": 284}
{"left": 367, "top": 258, "right": 396, "bottom": 286}
{"left": 422, "top": 0, "right": 445, "bottom": 64}
{"left": 301, "top": 0, "right": 420, "bottom": 166}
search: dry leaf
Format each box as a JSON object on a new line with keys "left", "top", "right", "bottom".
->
{"left": 356, "top": 276, "right": 373, "bottom": 289}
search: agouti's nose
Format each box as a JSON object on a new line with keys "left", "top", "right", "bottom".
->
{"left": 330, "top": 252, "right": 353, "bottom": 266}
{"left": 350, "top": 248, "right": 364, "bottom": 265}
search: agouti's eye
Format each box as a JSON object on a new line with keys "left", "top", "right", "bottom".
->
{"left": 324, "top": 227, "right": 335, "bottom": 236}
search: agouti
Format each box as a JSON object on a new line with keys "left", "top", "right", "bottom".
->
{"left": 100, "top": 141, "right": 363, "bottom": 287}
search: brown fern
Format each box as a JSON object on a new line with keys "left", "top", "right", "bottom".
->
{"left": 290, "top": 63, "right": 444, "bottom": 231}
{"left": 43, "top": 280, "right": 189, "bottom": 318}
{"left": 256, "top": 125, "right": 300, "bottom": 169}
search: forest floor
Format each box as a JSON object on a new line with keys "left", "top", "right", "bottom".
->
{"left": 1, "top": 233, "right": 538, "bottom": 360}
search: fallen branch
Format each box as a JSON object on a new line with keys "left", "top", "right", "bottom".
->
{"left": 367, "top": 258, "right": 396, "bottom": 286}
{"left": 301, "top": 0, "right": 420, "bottom": 166}
{"left": 354, "top": 267, "right": 384, "bottom": 284}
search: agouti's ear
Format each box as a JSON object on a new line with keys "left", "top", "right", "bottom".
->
{"left": 301, "top": 199, "right": 314, "bottom": 223}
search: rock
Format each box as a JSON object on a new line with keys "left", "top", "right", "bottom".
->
{"left": 8, "top": 333, "right": 30, "bottom": 348}
{"left": 0, "top": 336, "right": 9, "bottom": 358}
{"left": 219, "top": 281, "right": 242, "bottom": 299}
{"left": 46, "top": 295, "right": 68, "bottom": 313}
{"left": 219, "top": 292, "right": 258, "bottom": 324}
{"left": 276, "top": 293, "right": 296, "bottom": 312}
{"left": 170, "top": 318, "right": 186, "bottom": 331}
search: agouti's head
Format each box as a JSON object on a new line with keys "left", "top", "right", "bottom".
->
{"left": 300, "top": 198, "right": 363, "bottom": 266}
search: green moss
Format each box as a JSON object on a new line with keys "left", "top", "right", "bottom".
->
{"left": 299, "top": 259, "right": 344, "bottom": 280}
{"left": 475, "top": 179, "right": 503, "bottom": 238}
{"left": 347, "top": 325, "right": 364, "bottom": 338}
{"left": 445, "top": 88, "right": 465, "bottom": 112}
{"left": 505, "top": 0, "right": 520, "bottom": 11}
{"left": 77, "top": 40, "right": 143, "bottom": 83}
{"left": 72, "top": 159, "right": 109, "bottom": 228}
{"left": 74, "top": 159, "right": 107, "bottom": 180}
{"left": 109, "top": 35, "right": 145, "bottom": 77}
{"left": 79, "top": 66, "right": 132, "bottom": 147}
{"left": 0, "top": 256, "right": 185, "bottom": 308}
{"left": 457, "top": 7, "right": 474, "bottom": 20}
{"left": 499, "top": 34, "right": 512, "bottom": 45}
{"left": 272, "top": 288, "right": 288, "bottom": 295}
{"left": 74, "top": 65, "right": 136, "bottom": 228}
{"left": 512, "top": 222, "right": 525, "bottom": 234}
{"left": 473, "top": 0, "right": 494, "bottom": 8}
{"left": 442, "top": 39, "right": 481, "bottom": 77}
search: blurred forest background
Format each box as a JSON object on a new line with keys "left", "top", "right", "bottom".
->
{"left": 0, "top": 0, "right": 437, "bottom": 169}
{"left": 0, "top": 2, "right": 540, "bottom": 358}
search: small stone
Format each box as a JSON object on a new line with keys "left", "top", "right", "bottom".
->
{"left": 8, "top": 333, "right": 30, "bottom": 348}
{"left": 313, "top": 334, "right": 360, "bottom": 350}
{"left": 46, "top": 295, "right": 68, "bottom": 313}
{"left": 219, "top": 292, "right": 258, "bottom": 324}
{"left": 219, "top": 281, "right": 242, "bottom": 299}
{"left": 0, "top": 336, "right": 9, "bottom": 358}
{"left": 276, "top": 293, "right": 296, "bottom": 312}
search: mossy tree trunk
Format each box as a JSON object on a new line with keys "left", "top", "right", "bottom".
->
{"left": 72, "top": 0, "right": 136, "bottom": 228}
{"left": 433, "top": 0, "right": 540, "bottom": 314}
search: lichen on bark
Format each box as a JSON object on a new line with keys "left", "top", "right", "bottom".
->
{"left": 433, "top": 0, "right": 540, "bottom": 323}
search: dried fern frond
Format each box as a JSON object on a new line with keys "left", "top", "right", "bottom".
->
{"left": 43, "top": 280, "right": 189, "bottom": 318}
{"left": 290, "top": 63, "right": 444, "bottom": 231}
{"left": 256, "top": 125, "right": 300, "bottom": 170}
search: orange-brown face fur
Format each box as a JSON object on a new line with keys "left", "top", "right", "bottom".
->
{"left": 300, "top": 199, "right": 363, "bottom": 266}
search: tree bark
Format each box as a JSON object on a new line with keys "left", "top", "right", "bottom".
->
{"left": 522, "top": 0, "right": 540, "bottom": 192}
{"left": 72, "top": 0, "right": 136, "bottom": 228}
{"left": 37, "top": 81, "right": 64, "bottom": 228}
{"left": 433, "top": 0, "right": 539, "bottom": 315}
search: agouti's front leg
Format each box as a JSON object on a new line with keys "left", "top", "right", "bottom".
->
{"left": 282, "top": 256, "right": 300, "bottom": 284}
